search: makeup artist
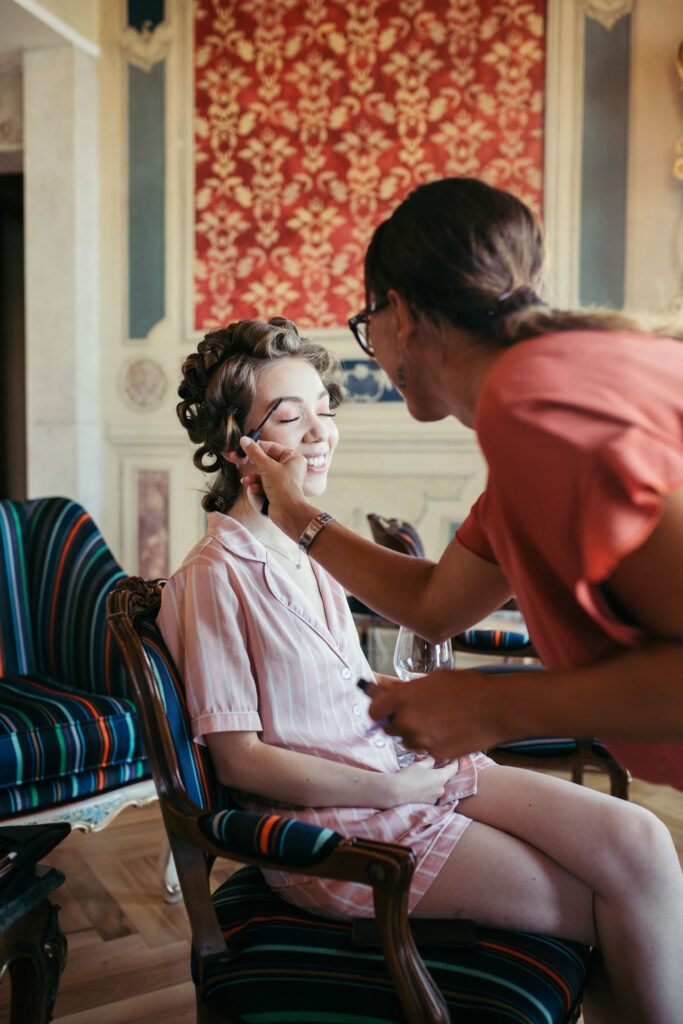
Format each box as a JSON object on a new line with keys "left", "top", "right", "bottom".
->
{"left": 240, "top": 175, "right": 683, "bottom": 790}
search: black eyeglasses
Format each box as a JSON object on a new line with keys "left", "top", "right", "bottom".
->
{"left": 348, "top": 295, "right": 389, "bottom": 356}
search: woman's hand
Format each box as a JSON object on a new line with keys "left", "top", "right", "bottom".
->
{"left": 239, "top": 436, "right": 311, "bottom": 525}
{"left": 388, "top": 755, "right": 460, "bottom": 806}
{"left": 369, "top": 668, "right": 511, "bottom": 761}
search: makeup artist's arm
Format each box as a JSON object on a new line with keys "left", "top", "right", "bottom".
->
{"left": 206, "top": 731, "right": 459, "bottom": 808}
{"left": 240, "top": 437, "right": 511, "bottom": 641}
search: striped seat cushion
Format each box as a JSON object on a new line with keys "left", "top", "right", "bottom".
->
{"left": 0, "top": 761, "right": 149, "bottom": 818}
{"left": 198, "top": 865, "right": 588, "bottom": 1024}
{"left": 0, "top": 674, "right": 148, "bottom": 803}
{"left": 492, "top": 736, "right": 617, "bottom": 761}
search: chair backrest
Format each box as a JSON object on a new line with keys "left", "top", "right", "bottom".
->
{"left": 0, "top": 501, "right": 34, "bottom": 677}
{"left": 367, "top": 514, "right": 425, "bottom": 558}
{"left": 106, "top": 576, "right": 230, "bottom": 814}
{"left": 0, "top": 497, "right": 129, "bottom": 696}
{"left": 366, "top": 511, "right": 536, "bottom": 658}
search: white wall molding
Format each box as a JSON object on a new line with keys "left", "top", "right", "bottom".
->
{"left": 543, "top": 0, "right": 585, "bottom": 308}
{"left": 24, "top": 45, "right": 101, "bottom": 517}
{"left": 11, "top": 0, "right": 100, "bottom": 57}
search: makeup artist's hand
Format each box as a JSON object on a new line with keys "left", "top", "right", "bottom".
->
{"left": 369, "top": 667, "right": 510, "bottom": 761}
{"left": 239, "top": 437, "right": 309, "bottom": 521}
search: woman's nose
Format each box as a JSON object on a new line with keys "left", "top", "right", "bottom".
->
{"left": 302, "top": 414, "right": 327, "bottom": 441}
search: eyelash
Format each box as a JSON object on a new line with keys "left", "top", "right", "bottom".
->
{"left": 277, "top": 412, "right": 336, "bottom": 423}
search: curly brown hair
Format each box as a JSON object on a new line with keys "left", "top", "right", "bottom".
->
{"left": 177, "top": 317, "right": 344, "bottom": 513}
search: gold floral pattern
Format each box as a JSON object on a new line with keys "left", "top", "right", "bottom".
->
{"left": 194, "top": 0, "right": 545, "bottom": 329}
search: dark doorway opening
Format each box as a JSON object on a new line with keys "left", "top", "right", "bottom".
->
{"left": 0, "top": 173, "right": 26, "bottom": 500}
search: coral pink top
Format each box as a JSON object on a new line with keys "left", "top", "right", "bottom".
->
{"left": 159, "top": 514, "right": 492, "bottom": 919}
{"left": 456, "top": 330, "right": 683, "bottom": 787}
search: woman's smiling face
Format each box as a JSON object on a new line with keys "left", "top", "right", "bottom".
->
{"left": 245, "top": 357, "right": 339, "bottom": 497}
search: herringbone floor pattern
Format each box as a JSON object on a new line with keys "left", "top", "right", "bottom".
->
{"left": 1, "top": 771, "right": 681, "bottom": 1023}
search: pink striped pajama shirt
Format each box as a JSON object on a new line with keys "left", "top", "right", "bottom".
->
{"left": 158, "top": 513, "right": 493, "bottom": 920}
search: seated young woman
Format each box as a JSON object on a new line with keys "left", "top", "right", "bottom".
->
{"left": 158, "top": 316, "right": 683, "bottom": 1024}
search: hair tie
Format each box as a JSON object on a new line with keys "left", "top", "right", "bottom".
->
{"left": 495, "top": 285, "right": 545, "bottom": 315}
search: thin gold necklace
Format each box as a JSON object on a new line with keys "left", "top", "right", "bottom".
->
{"left": 263, "top": 543, "right": 304, "bottom": 570}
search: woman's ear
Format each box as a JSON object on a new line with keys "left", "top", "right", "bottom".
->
{"left": 223, "top": 450, "right": 246, "bottom": 467}
{"left": 387, "top": 289, "right": 417, "bottom": 349}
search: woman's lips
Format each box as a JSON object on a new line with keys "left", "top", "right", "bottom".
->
{"left": 305, "top": 454, "right": 328, "bottom": 473}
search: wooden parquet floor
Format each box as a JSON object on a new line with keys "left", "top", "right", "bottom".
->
{"left": 1, "top": 771, "right": 681, "bottom": 1024}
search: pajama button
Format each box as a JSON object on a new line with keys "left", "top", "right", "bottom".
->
{"left": 352, "top": 704, "right": 362, "bottom": 716}
{"left": 341, "top": 667, "right": 352, "bottom": 679}
{"left": 373, "top": 736, "right": 385, "bottom": 747}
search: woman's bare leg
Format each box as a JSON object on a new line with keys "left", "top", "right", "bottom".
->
{"left": 413, "top": 765, "right": 683, "bottom": 1024}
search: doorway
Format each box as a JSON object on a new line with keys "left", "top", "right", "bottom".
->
{"left": 0, "top": 172, "right": 26, "bottom": 500}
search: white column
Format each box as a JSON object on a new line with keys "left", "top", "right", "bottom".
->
{"left": 625, "top": 0, "right": 683, "bottom": 315}
{"left": 23, "top": 44, "right": 100, "bottom": 518}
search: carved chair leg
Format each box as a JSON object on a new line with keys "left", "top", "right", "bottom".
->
{"left": 3, "top": 901, "right": 67, "bottom": 1024}
{"left": 158, "top": 835, "right": 182, "bottom": 903}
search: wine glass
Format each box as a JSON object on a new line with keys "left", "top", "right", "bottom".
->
{"left": 393, "top": 627, "right": 454, "bottom": 680}
{"left": 392, "top": 627, "right": 454, "bottom": 765}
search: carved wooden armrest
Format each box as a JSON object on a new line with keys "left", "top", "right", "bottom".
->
{"left": 164, "top": 802, "right": 449, "bottom": 1024}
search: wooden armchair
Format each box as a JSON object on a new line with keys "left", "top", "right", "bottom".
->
{"left": 366, "top": 513, "right": 630, "bottom": 800}
{"left": 106, "top": 575, "right": 590, "bottom": 1024}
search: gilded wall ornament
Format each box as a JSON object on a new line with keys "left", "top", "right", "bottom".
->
{"left": 120, "top": 20, "right": 173, "bottom": 72}
{"left": 578, "top": 0, "right": 635, "bottom": 30}
{"left": 120, "top": 359, "right": 167, "bottom": 412}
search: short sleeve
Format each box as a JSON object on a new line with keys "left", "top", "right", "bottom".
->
{"left": 158, "top": 562, "right": 262, "bottom": 743}
{"left": 455, "top": 493, "right": 498, "bottom": 564}
{"left": 576, "top": 426, "right": 683, "bottom": 592}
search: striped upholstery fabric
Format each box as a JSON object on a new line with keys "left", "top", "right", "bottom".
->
{"left": 0, "top": 498, "right": 150, "bottom": 817}
{"left": 199, "top": 808, "right": 342, "bottom": 866}
{"left": 0, "top": 674, "right": 147, "bottom": 815}
{"left": 0, "top": 502, "right": 34, "bottom": 678}
{"left": 25, "top": 498, "right": 129, "bottom": 698}
{"left": 141, "top": 620, "right": 228, "bottom": 812}
{"left": 0, "top": 761, "right": 149, "bottom": 818}
{"left": 199, "top": 865, "right": 588, "bottom": 1024}
{"left": 367, "top": 513, "right": 425, "bottom": 558}
{"left": 455, "top": 626, "right": 531, "bottom": 652}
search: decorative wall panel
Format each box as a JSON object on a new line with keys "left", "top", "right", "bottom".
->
{"left": 193, "top": 0, "right": 546, "bottom": 329}
{"left": 137, "top": 469, "right": 170, "bottom": 577}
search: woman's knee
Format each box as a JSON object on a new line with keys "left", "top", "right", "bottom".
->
{"left": 600, "top": 801, "right": 679, "bottom": 891}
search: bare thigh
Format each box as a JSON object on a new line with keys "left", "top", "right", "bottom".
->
{"left": 455, "top": 764, "right": 676, "bottom": 895}
{"left": 412, "top": 815, "right": 596, "bottom": 943}
{"left": 413, "top": 763, "right": 674, "bottom": 943}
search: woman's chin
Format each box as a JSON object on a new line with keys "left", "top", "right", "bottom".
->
{"left": 303, "top": 472, "right": 328, "bottom": 497}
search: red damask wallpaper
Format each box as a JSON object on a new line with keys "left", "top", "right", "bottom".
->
{"left": 193, "top": 0, "right": 546, "bottom": 330}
